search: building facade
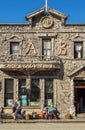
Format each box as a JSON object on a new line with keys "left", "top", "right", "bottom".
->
{"left": 0, "top": 7, "right": 85, "bottom": 117}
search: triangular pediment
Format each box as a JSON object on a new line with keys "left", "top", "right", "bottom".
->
{"left": 70, "top": 34, "right": 85, "bottom": 40}
{"left": 25, "top": 7, "right": 67, "bottom": 22}
{"left": 69, "top": 65, "right": 85, "bottom": 77}
{"left": 7, "top": 35, "right": 23, "bottom": 41}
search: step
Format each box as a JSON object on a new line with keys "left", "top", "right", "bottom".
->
{"left": 77, "top": 113, "right": 85, "bottom": 118}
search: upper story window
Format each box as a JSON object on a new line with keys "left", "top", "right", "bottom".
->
{"left": 42, "top": 39, "right": 52, "bottom": 59}
{"left": 74, "top": 42, "right": 83, "bottom": 59}
{"left": 10, "top": 42, "right": 20, "bottom": 59}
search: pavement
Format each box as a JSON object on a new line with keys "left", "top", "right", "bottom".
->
{"left": 0, "top": 122, "right": 85, "bottom": 130}
{"left": 0, "top": 118, "right": 85, "bottom": 123}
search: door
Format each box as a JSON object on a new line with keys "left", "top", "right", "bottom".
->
{"left": 74, "top": 79, "right": 85, "bottom": 113}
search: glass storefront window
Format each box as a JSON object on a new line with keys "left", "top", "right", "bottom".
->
{"left": 45, "top": 79, "right": 53, "bottom": 106}
{"left": 30, "top": 79, "right": 40, "bottom": 106}
{"left": 4, "top": 78, "right": 54, "bottom": 108}
{"left": 19, "top": 79, "right": 28, "bottom": 106}
{"left": 4, "top": 79, "right": 14, "bottom": 107}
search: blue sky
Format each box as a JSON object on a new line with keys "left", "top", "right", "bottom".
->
{"left": 0, "top": 0, "right": 85, "bottom": 24}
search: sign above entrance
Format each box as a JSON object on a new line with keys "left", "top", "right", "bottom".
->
{"left": 0, "top": 61, "right": 60, "bottom": 71}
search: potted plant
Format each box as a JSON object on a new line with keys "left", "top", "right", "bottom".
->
{"left": 25, "top": 112, "right": 30, "bottom": 120}
{"left": 65, "top": 113, "right": 72, "bottom": 119}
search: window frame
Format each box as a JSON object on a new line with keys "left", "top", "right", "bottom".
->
{"left": 9, "top": 41, "right": 21, "bottom": 60}
{"left": 30, "top": 78, "right": 40, "bottom": 106}
{"left": 18, "top": 79, "right": 28, "bottom": 106}
{"left": 44, "top": 78, "right": 53, "bottom": 106}
{"left": 42, "top": 38, "right": 52, "bottom": 59}
{"left": 74, "top": 41, "right": 83, "bottom": 59}
{"left": 4, "top": 79, "right": 14, "bottom": 107}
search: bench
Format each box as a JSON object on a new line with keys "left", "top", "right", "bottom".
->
{"left": 0, "top": 108, "right": 13, "bottom": 119}
{"left": 32, "top": 109, "right": 42, "bottom": 119}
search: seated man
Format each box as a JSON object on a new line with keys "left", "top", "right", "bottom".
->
{"left": 47, "top": 104, "right": 59, "bottom": 119}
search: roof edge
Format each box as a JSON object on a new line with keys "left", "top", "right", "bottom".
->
{"left": 25, "top": 7, "right": 68, "bottom": 21}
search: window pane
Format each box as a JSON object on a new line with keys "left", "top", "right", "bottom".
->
{"left": 45, "top": 79, "right": 53, "bottom": 106}
{"left": 43, "top": 40, "right": 51, "bottom": 49}
{"left": 74, "top": 42, "right": 83, "bottom": 58}
{"left": 19, "top": 79, "right": 28, "bottom": 106}
{"left": 5, "top": 79, "right": 14, "bottom": 107}
{"left": 44, "top": 50, "right": 46, "bottom": 56}
{"left": 30, "top": 79, "right": 40, "bottom": 106}
{"left": 47, "top": 50, "right": 51, "bottom": 58}
{"left": 5, "top": 80, "right": 13, "bottom": 93}
{"left": 10, "top": 42, "right": 19, "bottom": 55}
{"left": 47, "top": 41, "right": 51, "bottom": 49}
{"left": 42, "top": 39, "right": 51, "bottom": 58}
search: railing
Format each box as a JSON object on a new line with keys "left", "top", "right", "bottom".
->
{"left": 0, "top": 54, "right": 61, "bottom": 64}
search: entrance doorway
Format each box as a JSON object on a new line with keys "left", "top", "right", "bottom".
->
{"left": 74, "top": 79, "right": 85, "bottom": 113}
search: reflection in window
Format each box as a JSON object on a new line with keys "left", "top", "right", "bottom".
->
{"left": 30, "top": 79, "right": 40, "bottom": 106}
{"left": 5, "top": 79, "right": 14, "bottom": 107}
{"left": 74, "top": 42, "right": 83, "bottom": 59}
{"left": 45, "top": 79, "right": 53, "bottom": 106}
{"left": 19, "top": 79, "right": 28, "bottom": 106}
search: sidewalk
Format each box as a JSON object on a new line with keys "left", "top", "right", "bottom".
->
{"left": 0, "top": 118, "right": 85, "bottom": 123}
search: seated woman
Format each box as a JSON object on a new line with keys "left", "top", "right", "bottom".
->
{"left": 42, "top": 104, "right": 60, "bottom": 119}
